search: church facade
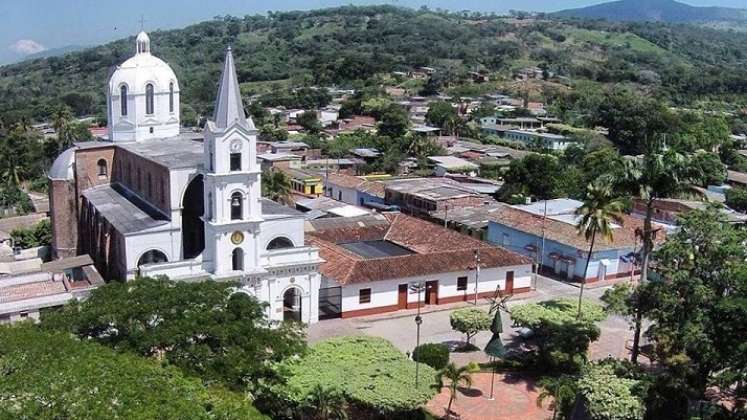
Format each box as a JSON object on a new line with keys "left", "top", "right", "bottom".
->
{"left": 48, "top": 32, "right": 323, "bottom": 324}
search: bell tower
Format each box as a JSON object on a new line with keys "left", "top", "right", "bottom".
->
{"left": 202, "top": 47, "right": 262, "bottom": 276}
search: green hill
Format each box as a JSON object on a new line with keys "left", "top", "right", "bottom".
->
{"left": 553, "top": 0, "right": 747, "bottom": 25}
{"left": 1, "top": 5, "right": 746, "bottom": 125}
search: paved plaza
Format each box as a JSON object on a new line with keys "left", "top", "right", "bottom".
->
{"left": 425, "top": 372, "right": 553, "bottom": 420}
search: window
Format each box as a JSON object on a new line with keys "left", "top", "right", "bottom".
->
{"left": 97, "top": 159, "right": 107, "bottom": 177}
{"left": 230, "top": 153, "right": 242, "bottom": 171}
{"left": 145, "top": 83, "right": 154, "bottom": 114}
{"left": 267, "top": 237, "right": 294, "bottom": 250}
{"left": 231, "top": 192, "right": 243, "bottom": 220}
{"left": 169, "top": 82, "right": 174, "bottom": 113}
{"left": 120, "top": 85, "right": 128, "bottom": 116}
{"left": 208, "top": 151, "right": 214, "bottom": 172}
{"left": 359, "top": 288, "right": 372, "bottom": 304}
{"left": 457, "top": 276, "right": 468, "bottom": 291}
{"left": 232, "top": 248, "right": 244, "bottom": 271}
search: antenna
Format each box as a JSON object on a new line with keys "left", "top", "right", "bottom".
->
{"left": 139, "top": 15, "right": 146, "bottom": 31}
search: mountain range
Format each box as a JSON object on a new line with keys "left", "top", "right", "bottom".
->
{"left": 554, "top": 0, "right": 747, "bottom": 25}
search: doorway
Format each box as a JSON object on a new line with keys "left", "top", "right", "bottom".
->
{"left": 505, "top": 271, "right": 514, "bottom": 294}
{"left": 425, "top": 281, "right": 439, "bottom": 305}
{"left": 398, "top": 284, "right": 408, "bottom": 309}
{"left": 283, "top": 288, "right": 302, "bottom": 322}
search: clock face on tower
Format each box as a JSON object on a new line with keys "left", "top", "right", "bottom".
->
{"left": 230, "top": 139, "right": 242, "bottom": 152}
{"left": 231, "top": 231, "right": 244, "bottom": 245}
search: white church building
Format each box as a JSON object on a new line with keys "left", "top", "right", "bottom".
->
{"left": 49, "top": 32, "right": 323, "bottom": 324}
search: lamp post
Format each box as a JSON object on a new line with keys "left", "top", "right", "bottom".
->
{"left": 410, "top": 282, "right": 425, "bottom": 388}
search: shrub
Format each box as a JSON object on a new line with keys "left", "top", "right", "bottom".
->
{"left": 449, "top": 308, "right": 492, "bottom": 347}
{"left": 413, "top": 343, "right": 450, "bottom": 370}
{"left": 577, "top": 364, "right": 647, "bottom": 420}
{"left": 274, "top": 336, "right": 437, "bottom": 416}
{"left": 10, "top": 219, "right": 52, "bottom": 248}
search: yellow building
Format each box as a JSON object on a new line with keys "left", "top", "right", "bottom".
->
{"left": 282, "top": 168, "right": 323, "bottom": 196}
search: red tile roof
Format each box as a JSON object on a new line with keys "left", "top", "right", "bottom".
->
{"left": 307, "top": 213, "right": 531, "bottom": 285}
{"left": 489, "top": 204, "right": 649, "bottom": 251}
{"left": 325, "top": 173, "right": 366, "bottom": 189}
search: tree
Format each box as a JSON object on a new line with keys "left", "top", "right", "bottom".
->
{"left": 0, "top": 325, "right": 266, "bottom": 420}
{"left": 259, "top": 125, "right": 289, "bottom": 142}
{"left": 688, "top": 150, "right": 726, "bottom": 187}
{"left": 302, "top": 385, "right": 349, "bottom": 420}
{"left": 377, "top": 104, "right": 409, "bottom": 138}
{"left": 577, "top": 364, "right": 647, "bottom": 420}
{"left": 51, "top": 104, "right": 75, "bottom": 152}
{"left": 412, "top": 343, "right": 450, "bottom": 370}
{"left": 616, "top": 142, "right": 695, "bottom": 363}
{"left": 537, "top": 375, "right": 578, "bottom": 420}
{"left": 642, "top": 208, "right": 747, "bottom": 418}
{"left": 725, "top": 187, "right": 747, "bottom": 212}
{"left": 262, "top": 169, "right": 293, "bottom": 204}
{"left": 449, "top": 308, "right": 492, "bottom": 348}
{"left": 10, "top": 219, "right": 52, "bottom": 248}
{"left": 592, "top": 88, "right": 674, "bottom": 154}
{"left": 425, "top": 101, "right": 458, "bottom": 129}
{"left": 575, "top": 181, "right": 626, "bottom": 318}
{"left": 437, "top": 362, "right": 477, "bottom": 418}
{"left": 500, "top": 153, "right": 565, "bottom": 201}
{"left": 297, "top": 111, "right": 322, "bottom": 134}
{"left": 42, "top": 277, "right": 306, "bottom": 391}
{"left": 511, "top": 299, "right": 606, "bottom": 373}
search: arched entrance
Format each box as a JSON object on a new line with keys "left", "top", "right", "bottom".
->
{"left": 283, "top": 287, "right": 302, "bottom": 323}
{"left": 182, "top": 175, "right": 205, "bottom": 259}
{"left": 137, "top": 249, "right": 168, "bottom": 267}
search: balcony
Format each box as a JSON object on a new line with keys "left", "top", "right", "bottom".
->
{"left": 260, "top": 246, "right": 323, "bottom": 268}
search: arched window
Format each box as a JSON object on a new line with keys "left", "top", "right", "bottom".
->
{"left": 232, "top": 248, "right": 244, "bottom": 271}
{"left": 145, "top": 83, "right": 154, "bottom": 115}
{"left": 137, "top": 249, "right": 168, "bottom": 267}
{"left": 169, "top": 82, "right": 174, "bottom": 113}
{"left": 120, "top": 85, "right": 128, "bottom": 116}
{"left": 97, "top": 159, "right": 107, "bottom": 177}
{"left": 267, "top": 237, "right": 294, "bottom": 250}
{"left": 231, "top": 192, "right": 243, "bottom": 220}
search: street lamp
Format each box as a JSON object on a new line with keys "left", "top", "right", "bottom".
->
{"left": 409, "top": 282, "right": 425, "bottom": 388}
{"left": 473, "top": 249, "right": 481, "bottom": 305}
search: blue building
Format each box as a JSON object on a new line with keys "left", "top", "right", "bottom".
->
{"left": 486, "top": 200, "right": 640, "bottom": 283}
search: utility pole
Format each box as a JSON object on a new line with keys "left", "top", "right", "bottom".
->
{"left": 409, "top": 282, "right": 425, "bottom": 388}
{"left": 538, "top": 199, "right": 548, "bottom": 289}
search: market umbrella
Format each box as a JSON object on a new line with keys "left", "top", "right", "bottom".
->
{"left": 484, "top": 308, "right": 505, "bottom": 400}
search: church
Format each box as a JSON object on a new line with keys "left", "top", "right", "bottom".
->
{"left": 48, "top": 32, "right": 324, "bottom": 324}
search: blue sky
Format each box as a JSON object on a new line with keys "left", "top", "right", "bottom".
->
{"left": 0, "top": 0, "right": 744, "bottom": 64}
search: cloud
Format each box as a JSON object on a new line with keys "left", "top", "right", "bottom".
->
{"left": 9, "top": 39, "right": 46, "bottom": 55}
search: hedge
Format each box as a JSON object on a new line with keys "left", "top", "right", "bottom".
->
{"left": 413, "top": 343, "right": 450, "bottom": 370}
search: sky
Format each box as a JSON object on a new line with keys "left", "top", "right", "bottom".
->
{"left": 0, "top": 0, "right": 745, "bottom": 64}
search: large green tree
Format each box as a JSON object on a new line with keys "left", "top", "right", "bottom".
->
{"left": 0, "top": 325, "right": 265, "bottom": 420}
{"left": 42, "top": 277, "right": 306, "bottom": 391}
{"left": 642, "top": 208, "right": 747, "bottom": 419}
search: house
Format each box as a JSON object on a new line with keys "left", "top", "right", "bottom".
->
{"left": 0, "top": 255, "right": 103, "bottom": 324}
{"left": 412, "top": 125, "right": 441, "bottom": 137}
{"left": 486, "top": 200, "right": 646, "bottom": 283}
{"left": 428, "top": 156, "right": 480, "bottom": 177}
{"left": 323, "top": 172, "right": 386, "bottom": 207}
{"left": 504, "top": 130, "right": 572, "bottom": 150}
{"left": 295, "top": 196, "right": 371, "bottom": 220}
{"left": 349, "top": 148, "right": 381, "bottom": 163}
{"left": 258, "top": 153, "right": 302, "bottom": 170}
{"left": 727, "top": 170, "right": 747, "bottom": 188}
{"left": 307, "top": 213, "right": 533, "bottom": 319}
{"left": 303, "top": 158, "right": 366, "bottom": 175}
{"left": 428, "top": 203, "right": 505, "bottom": 241}
{"left": 631, "top": 198, "right": 747, "bottom": 226}
{"left": 383, "top": 178, "right": 491, "bottom": 216}
{"left": 324, "top": 116, "right": 376, "bottom": 137}
{"left": 281, "top": 168, "right": 324, "bottom": 197}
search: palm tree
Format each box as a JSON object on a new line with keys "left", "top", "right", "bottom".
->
{"left": 261, "top": 169, "right": 293, "bottom": 204}
{"left": 536, "top": 375, "right": 578, "bottom": 420}
{"left": 304, "top": 385, "right": 348, "bottom": 420}
{"left": 617, "top": 139, "right": 694, "bottom": 362}
{"left": 52, "top": 105, "right": 74, "bottom": 152}
{"left": 575, "top": 180, "right": 625, "bottom": 318}
{"left": 437, "top": 362, "right": 476, "bottom": 418}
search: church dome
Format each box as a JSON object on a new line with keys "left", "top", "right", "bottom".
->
{"left": 48, "top": 147, "right": 76, "bottom": 181}
{"left": 107, "top": 31, "right": 180, "bottom": 142}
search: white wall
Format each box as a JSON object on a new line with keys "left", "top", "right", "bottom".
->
{"left": 339, "top": 265, "right": 532, "bottom": 314}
